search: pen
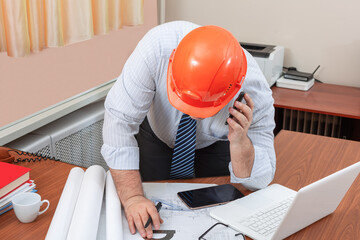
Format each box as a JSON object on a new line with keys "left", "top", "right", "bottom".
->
{"left": 144, "top": 202, "right": 162, "bottom": 228}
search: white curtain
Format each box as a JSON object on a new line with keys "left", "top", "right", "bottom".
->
{"left": 0, "top": 0, "right": 144, "bottom": 57}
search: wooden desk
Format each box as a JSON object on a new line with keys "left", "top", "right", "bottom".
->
{"left": 273, "top": 131, "right": 360, "bottom": 240}
{"left": 0, "top": 159, "right": 85, "bottom": 240}
{"left": 272, "top": 82, "right": 360, "bottom": 119}
{"left": 272, "top": 82, "right": 360, "bottom": 140}
{"left": 1, "top": 130, "right": 360, "bottom": 239}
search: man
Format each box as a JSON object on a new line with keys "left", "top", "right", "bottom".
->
{"left": 101, "top": 21, "right": 276, "bottom": 239}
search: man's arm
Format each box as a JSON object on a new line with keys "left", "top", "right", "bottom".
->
{"left": 102, "top": 24, "right": 175, "bottom": 239}
{"left": 227, "top": 93, "right": 255, "bottom": 178}
{"left": 226, "top": 49, "right": 277, "bottom": 190}
{"left": 110, "top": 169, "right": 162, "bottom": 239}
{"left": 226, "top": 86, "right": 276, "bottom": 190}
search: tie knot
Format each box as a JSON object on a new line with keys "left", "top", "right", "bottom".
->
{"left": 178, "top": 114, "right": 196, "bottom": 130}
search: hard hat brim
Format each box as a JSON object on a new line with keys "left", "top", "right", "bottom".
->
{"left": 167, "top": 81, "right": 226, "bottom": 118}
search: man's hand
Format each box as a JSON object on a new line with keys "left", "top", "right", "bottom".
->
{"left": 110, "top": 169, "right": 164, "bottom": 239}
{"left": 123, "top": 195, "right": 163, "bottom": 239}
{"left": 227, "top": 93, "right": 254, "bottom": 142}
{"left": 226, "top": 93, "right": 255, "bottom": 178}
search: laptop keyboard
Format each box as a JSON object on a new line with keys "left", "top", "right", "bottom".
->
{"left": 239, "top": 196, "right": 295, "bottom": 237}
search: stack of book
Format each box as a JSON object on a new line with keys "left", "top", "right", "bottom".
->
{"left": 276, "top": 65, "right": 320, "bottom": 91}
{"left": 0, "top": 162, "right": 36, "bottom": 215}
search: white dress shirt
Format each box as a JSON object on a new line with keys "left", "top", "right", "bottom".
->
{"left": 101, "top": 21, "right": 276, "bottom": 190}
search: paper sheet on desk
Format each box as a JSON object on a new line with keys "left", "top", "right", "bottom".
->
{"left": 122, "top": 183, "right": 237, "bottom": 240}
{"left": 97, "top": 182, "right": 223, "bottom": 240}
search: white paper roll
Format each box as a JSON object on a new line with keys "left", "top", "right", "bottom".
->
{"left": 96, "top": 192, "right": 107, "bottom": 240}
{"left": 45, "top": 167, "right": 85, "bottom": 240}
{"left": 67, "top": 165, "right": 106, "bottom": 240}
{"left": 105, "top": 171, "right": 123, "bottom": 239}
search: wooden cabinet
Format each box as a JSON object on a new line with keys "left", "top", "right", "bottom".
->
{"left": 272, "top": 82, "right": 360, "bottom": 141}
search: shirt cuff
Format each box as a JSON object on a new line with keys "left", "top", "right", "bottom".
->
{"left": 229, "top": 145, "right": 274, "bottom": 190}
{"left": 101, "top": 144, "right": 139, "bottom": 170}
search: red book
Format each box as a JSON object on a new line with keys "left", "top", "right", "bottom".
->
{"left": 0, "top": 162, "right": 31, "bottom": 199}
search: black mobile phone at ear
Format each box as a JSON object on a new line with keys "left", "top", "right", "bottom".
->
{"left": 177, "top": 184, "right": 244, "bottom": 210}
{"left": 225, "top": 91, "right": 245, "bottom": 125}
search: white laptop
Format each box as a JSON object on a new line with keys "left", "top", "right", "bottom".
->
{"left": 210, "top": 161, "right": 360, "bottom": 240}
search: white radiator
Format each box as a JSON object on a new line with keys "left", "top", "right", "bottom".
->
{"left": 5, "top": 100, "right": 107, "bottom": 169}
{"left": 6, "top": 133, "right": 54, "bottom": 159}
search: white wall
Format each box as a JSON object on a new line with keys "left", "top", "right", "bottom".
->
{"left": 165, "top": 0, "right": 360, "bottom": 87}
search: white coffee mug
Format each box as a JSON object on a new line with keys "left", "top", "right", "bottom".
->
{"left": 12, "top": 192, "right": 50, "bottom": 223}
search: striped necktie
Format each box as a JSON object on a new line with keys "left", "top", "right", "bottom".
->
{"left": 169, "top": 114, "right": 197, "bottom": 179}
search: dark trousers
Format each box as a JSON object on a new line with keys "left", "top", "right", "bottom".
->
{"left": 136, "top": 118, "right": 231, "bottom": 181}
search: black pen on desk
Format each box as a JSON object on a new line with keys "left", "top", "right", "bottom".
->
{"left": 144, "top": 202, "right": 162, "bottom": 228}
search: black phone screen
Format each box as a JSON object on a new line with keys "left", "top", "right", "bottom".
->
{"left": 177, "top": 184, "right": 244, "bottom": 209}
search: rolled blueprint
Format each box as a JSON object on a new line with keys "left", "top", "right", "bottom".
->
{"left": 67, "top": 165, "right": 106, "bottom": 240}
{"left": 45, "top": 167, "right": 85, "bottom": 240}
{"left": 105, "top": 171, "right": 123, "bottom": 239}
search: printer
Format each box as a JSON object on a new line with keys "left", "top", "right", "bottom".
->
{"left": 240, "top": 42, "right": 284, "bottom": 87}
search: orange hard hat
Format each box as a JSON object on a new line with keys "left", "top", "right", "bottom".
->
{"left": 167, "top": 25, "right": 247, "bottom": 118}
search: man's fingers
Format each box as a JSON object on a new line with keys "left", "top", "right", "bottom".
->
{"left": 234, "top": 101, "right": 252, "bottom": 122}
{"left": 244, "top": 93, "right": 254, "bottom": 110}
{"left": 148, "top": 206, "right": 161, "bottom": 230}
{"left": 127, "top": 216, "right": 136, "bottom": 235}
{"left": 140, "top": 210, "right": 154, "bottom": 239}
{"left": 229, "top": 107, "right": 247, "bottom": 127}
{"left": 227, "top": 116, "right": 243, "bottom": 131}
{"left": 133, "top": 213, "right": 147, "bottom": 238}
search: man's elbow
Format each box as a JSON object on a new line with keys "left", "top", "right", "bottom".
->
{"left": 238, "top": 171, "right": 275, "bottom": 191}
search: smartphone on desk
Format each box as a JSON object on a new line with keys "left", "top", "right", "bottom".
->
{"left": 177, "top": 184, "right": 244, "bottom": 210}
